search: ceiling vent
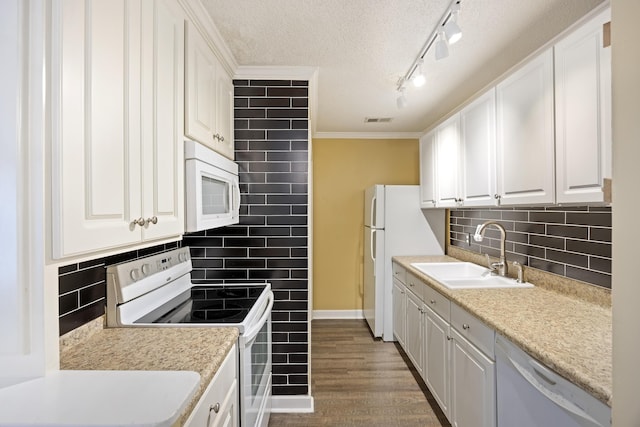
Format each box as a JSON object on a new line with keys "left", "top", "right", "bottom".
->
{"left": 364, "top": 117, "right": 393, "bottom": 123}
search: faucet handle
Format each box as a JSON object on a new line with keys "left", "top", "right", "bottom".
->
{"left": 513, "top": 261, "right": 524, "bottom": 283}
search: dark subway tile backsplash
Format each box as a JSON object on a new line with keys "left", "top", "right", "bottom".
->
{"left": 450, "top": 206, "right": 612, "bottom": 289}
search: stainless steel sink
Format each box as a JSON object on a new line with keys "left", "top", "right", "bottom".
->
{"left": 410, "top": 262, "right": 533, "bottom": 289}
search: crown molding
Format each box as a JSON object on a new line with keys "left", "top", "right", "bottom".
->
{"left": 233, "top": 66, "right": 318, "bottom": 81}
{"left": 312, "top": 132, "right": 422, "bottom": 140}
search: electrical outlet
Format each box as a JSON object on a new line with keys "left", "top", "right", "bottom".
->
{"left": 465, "top": 233, "right": 471, "bottom": 246}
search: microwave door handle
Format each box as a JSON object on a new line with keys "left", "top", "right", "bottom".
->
{"left": 233, "top": 182, "right": 241, "bottom": 212}
{"left": 243, "top": 291, "right": 274, "bottom": 342}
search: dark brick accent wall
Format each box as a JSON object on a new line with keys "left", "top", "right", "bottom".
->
{"left": 449, "top": 206, "right": 612, "bottom": 288}
{"left": 182, "top": 79, "right": 310, "bottom": 396}
{"left": 57, "top": 242, "right": 180, "bottom": 335}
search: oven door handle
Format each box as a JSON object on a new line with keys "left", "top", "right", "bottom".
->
{"left": 243, "top": 290, "right": 274, "bottom": 342}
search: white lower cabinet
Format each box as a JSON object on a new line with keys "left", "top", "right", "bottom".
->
{"left": 405, "top": 289, "right": 424, "bottom": 377}
{"left": 450, "top": 328, "right": 496, "bottom": 427}
{"left": 392, "top": 279, "right": 407, "bottom": 348}
{"left": 423, "top": 305, "right": 451, "bottom": 419}
{"left": 392, "top": 262, "right": 497, "bottom": 426}
{"left": 185, "top": 344, "right": 239, "bottom": 427}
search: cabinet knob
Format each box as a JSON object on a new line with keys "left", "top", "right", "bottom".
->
{"left": 447, "top": 336, "right": 452, "bottom": 341}
{"left": 132, "top": 217, "right": 145, "bottom": 227}
{"left": 430, "top": 299, "right": 436, "bottom": 305}
{"left": 146, "top": 216, "right": 158, "bottom": 225}
{"left": 209, "top": 402, "right": 220, "bottom": 413}
{"left": 219, "top": 135, "right": 225, "bottom": 142}
{"left": 462, "top": 323, "right": 470, "bottom": 330}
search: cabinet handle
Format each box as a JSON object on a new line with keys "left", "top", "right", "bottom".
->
{"left": 145, "top": 216, "right": 158, "bottom": 226}
{"left": 131, "top": 217, "right": 145, "bottom": 227}
{"left": 462, "top": 323, "right": 470, "bottom": 330}
{"left": 209, "top": 402, "right": 220, "bottom": 413}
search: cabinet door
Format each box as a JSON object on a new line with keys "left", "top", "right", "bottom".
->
{"left": 140, "top": 0, "right": 185, "bottom": 241}
{"left": 215, "top": 65, "right": 236, "bottom": 160}
{"left": 435, "top": 114, "right": 461, "bottom": 207}
{"left": 460, "top": 90, "right": 497, "bottom": 207}
{"left": 392, "top": 280, "right": 406, "bottom": 348}
{"left": 405, "top": 290, "right": 423, "bottom": 377}
{"left": 450, "top": 329, "right": 496, "bottom": 427}
{"left": 212, "top": 380, "right": 239, "bottom": 427}
{"left": 424, "top": 306, "right": 450, "bottom": 420}
{"left": 419, "top": 131, "right": 437, "bottom": 208}
{"left": 496, "top": 48, "right": 555, "bottom": 205}
{"left": 185, "top": 22, "right": 218, "bottom": 147}
{"left": 555, "top": 8, "right": 611, "bottom": 204}
{"left": 51, "top": 0, "right": 142, "bottom": 258}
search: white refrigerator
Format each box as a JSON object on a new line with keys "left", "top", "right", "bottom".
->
{"left": 363, "top": 185, "right": 445, "bottom": 341}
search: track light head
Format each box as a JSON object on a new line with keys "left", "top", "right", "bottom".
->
{"left": 444, "top": 11, "right": 462, "bottom": 45}
{"left": 412, "top": 62, "right": 426, "bottom": 87}
{"left": 435, "top": 32, "right": 449, "bottom": 60}
{"left": 396, "top": 89, "right": 408, "bottom": 109}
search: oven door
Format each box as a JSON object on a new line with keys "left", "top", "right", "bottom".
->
{"left": 239, "top": 291, "right": 273, "bottom": 427}
{"left": 185, "top": 158, "right": 240, "bottom": 232}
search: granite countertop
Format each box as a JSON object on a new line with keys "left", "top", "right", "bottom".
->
{"left": 60, "top": 326, "right": 239, "bottom": 425}
{"left": 393, "top": 255, "right": 612, "bottom": 407}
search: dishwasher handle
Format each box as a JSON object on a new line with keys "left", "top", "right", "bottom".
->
{"left": 496, "top": 339, "right": 604, "bottom": 427}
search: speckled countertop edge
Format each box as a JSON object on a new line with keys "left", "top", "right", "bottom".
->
{"left": 60, "top": 322, "right": 239, "bottom": 425}
{"left": 393, "top": 254, "right": 612, "bottom": 407}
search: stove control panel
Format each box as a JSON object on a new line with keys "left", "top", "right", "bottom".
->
{"left": 106, "top": 247, "right": 192, "bottom": 305}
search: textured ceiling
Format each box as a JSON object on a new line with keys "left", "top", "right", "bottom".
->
{"left": 202, "top": 0, "right": 605, "bottom": 135}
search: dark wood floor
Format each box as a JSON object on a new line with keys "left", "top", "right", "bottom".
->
{"left": 268, "top": 319, "right": 450, "bottom": 427}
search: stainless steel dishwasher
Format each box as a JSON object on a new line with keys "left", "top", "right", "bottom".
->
{"left": 495, "top": 335, "right": 610, "bottom": 427}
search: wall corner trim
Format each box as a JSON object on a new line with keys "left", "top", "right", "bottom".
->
{"left": 271, "top": 395, "right": 315, "bottom": 413}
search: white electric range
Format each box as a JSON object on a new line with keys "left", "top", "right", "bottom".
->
{"left": 105, "top": 246, "right": 273, "bottom": 427}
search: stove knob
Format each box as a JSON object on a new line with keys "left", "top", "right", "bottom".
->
{"left": 178, "top": 252, "right": 188, "bottom": 262}
{"left": 130, "top": 269, "right": 140, "bottom": 281}
{"left": 141, "top": 263, "right": 151, "bottom": 275}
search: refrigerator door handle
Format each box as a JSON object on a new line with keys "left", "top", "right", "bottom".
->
{"left": 370, "top": 229, "right": 377, "bottom": 276}
{"left": 370, "top": 195, "right": 377, "bottom": 228}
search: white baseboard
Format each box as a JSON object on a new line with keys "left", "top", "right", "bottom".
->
{"left": 312, "top": 309, "right": 364, "bottom": 320}
{"left": 271, "top": 395, "right": 315, "bottom": 413}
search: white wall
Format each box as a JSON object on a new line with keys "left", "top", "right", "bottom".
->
{"left": 611, "top": 0, "right": 640, "bottom": 425}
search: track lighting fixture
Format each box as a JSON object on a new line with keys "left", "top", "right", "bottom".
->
{"left": 412, "top": 62, "right": 426, "bottom": 87}
{"left": 444, "top": 3, "right": 462, "bottom": 44}
{"left": 396, "top": 88, "right": 407, "bottom": 109}
{"left": 395, "top": 0, "right": 462, "bottom": 108}
{"left": 435, "top": 31, "right": 449, "bottom": 60}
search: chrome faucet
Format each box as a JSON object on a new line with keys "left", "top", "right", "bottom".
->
{"left": 473, "top": 221, "right": 508, "bottom": 277}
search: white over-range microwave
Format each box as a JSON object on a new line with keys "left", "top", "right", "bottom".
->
{"left": 185, "top": 140, "right": 240, "bottom": 232}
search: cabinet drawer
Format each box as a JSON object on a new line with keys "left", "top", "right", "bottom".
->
{"left": 185, "top": 344, "right": 238, "bottom": 427}
{"left": 451, "top": 303, "right": 495, "bottom": 359}
{"left": 392, "top": 262, "right": 407, "bottom": 284}
{"left": 406, "top": 272, "right": 424, "bottom": 301}
{"left": 423, "top": 284, "right": 450, "bottom": 321}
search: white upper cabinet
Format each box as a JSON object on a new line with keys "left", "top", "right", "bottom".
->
{"left": 51, "top": 0, "right": 185, "bottom": 259}
{"left": 185, "top": 22, "right": 235, "bottom": 160}
{"left": 419, "top": 131, "right": 437, "bottom": 208}
{"left": 435, "top": 114, "right": 462, "bottom": 208}
{"left": 460, "top": 89, "right": 498, "bottom": 207}
{"left": 554, "top": 8, "right": 611, "bottom": 204}
{"left": 496, "top": 48, "right": 555, "bottom": 206}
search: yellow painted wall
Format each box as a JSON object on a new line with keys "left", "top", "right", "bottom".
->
{"left": 312, "top": 138, "right": 420, "bottom": 310}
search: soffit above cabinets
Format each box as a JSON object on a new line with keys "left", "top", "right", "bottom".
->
{"left": 201, "top": 0, "right": 605, "bottom": 134}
